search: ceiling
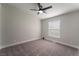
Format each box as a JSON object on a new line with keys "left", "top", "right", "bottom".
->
{"left": 9, "top": 3, "right": 79, "bottom": 19}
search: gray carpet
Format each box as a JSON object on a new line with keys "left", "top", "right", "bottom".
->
{"left": 0, "top": 39, "right": 79, "bottom": 56}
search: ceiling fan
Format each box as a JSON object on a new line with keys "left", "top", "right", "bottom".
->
{"left": 30, "top": 3, "right": 52, "bottom": 14}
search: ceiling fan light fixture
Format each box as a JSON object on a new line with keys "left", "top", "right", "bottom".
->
{"left": 38, "top": 10, "right": 43, "bottom": 14}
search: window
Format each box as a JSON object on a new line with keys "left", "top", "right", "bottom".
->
{"left": 48, "top": 19, "right": 60, "bottom": 38}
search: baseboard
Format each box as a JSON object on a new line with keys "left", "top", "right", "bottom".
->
{"left": 45, "top": 37, "right": 79, "bottom": 49}
{"left": 0, "top": 38, "right": 40, "bottom": 49}
{"left": 1, "top": 37, "right": 79, "bottom": 50}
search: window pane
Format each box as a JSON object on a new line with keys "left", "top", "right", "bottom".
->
{"left": 48, "top": 20, "right": 60, "bottom": 38}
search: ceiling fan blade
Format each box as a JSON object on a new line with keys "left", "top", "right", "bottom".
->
{"left": 37, "top": 12, "right": 40, "bottom": 15}
{"left": 37, "top": 3, "right": 42, "bottom": 9}
{"left": 43, "top": 11, "right": 46, "bottom": 14}
{"left": 30, "top": 9, "right": 38, "bottom": 11}
{"left": 37, "top": 3, "right": 41, "bottom": 7}
{"left": 42, "top": 6, "right": 52, "bottom": 10}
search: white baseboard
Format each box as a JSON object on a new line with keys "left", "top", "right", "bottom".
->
{"left": 45, "top": 37, "right": 79, "bottom": 49}
{"left": 0, "top": 38, "right": 40, "bottom": 49}
{"left": 1, "top": 37, "right": 79, "bottom": 50}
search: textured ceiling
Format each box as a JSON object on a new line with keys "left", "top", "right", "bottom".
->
{"left": 9, "top": 3, "right": 79, "bottom": 19}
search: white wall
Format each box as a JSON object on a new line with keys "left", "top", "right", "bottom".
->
{"left": 1, "top": 4, "right": 41, "bottom": 49}
{"left": 0, "top": 4, "right": 2, "bottom": 49}
{"left": 41, "top": 10, "right": 79, "bottom": 49}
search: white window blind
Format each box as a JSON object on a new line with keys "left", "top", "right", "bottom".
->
{"left": 48, "top": 20, "right": 60, "bottom": 38}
